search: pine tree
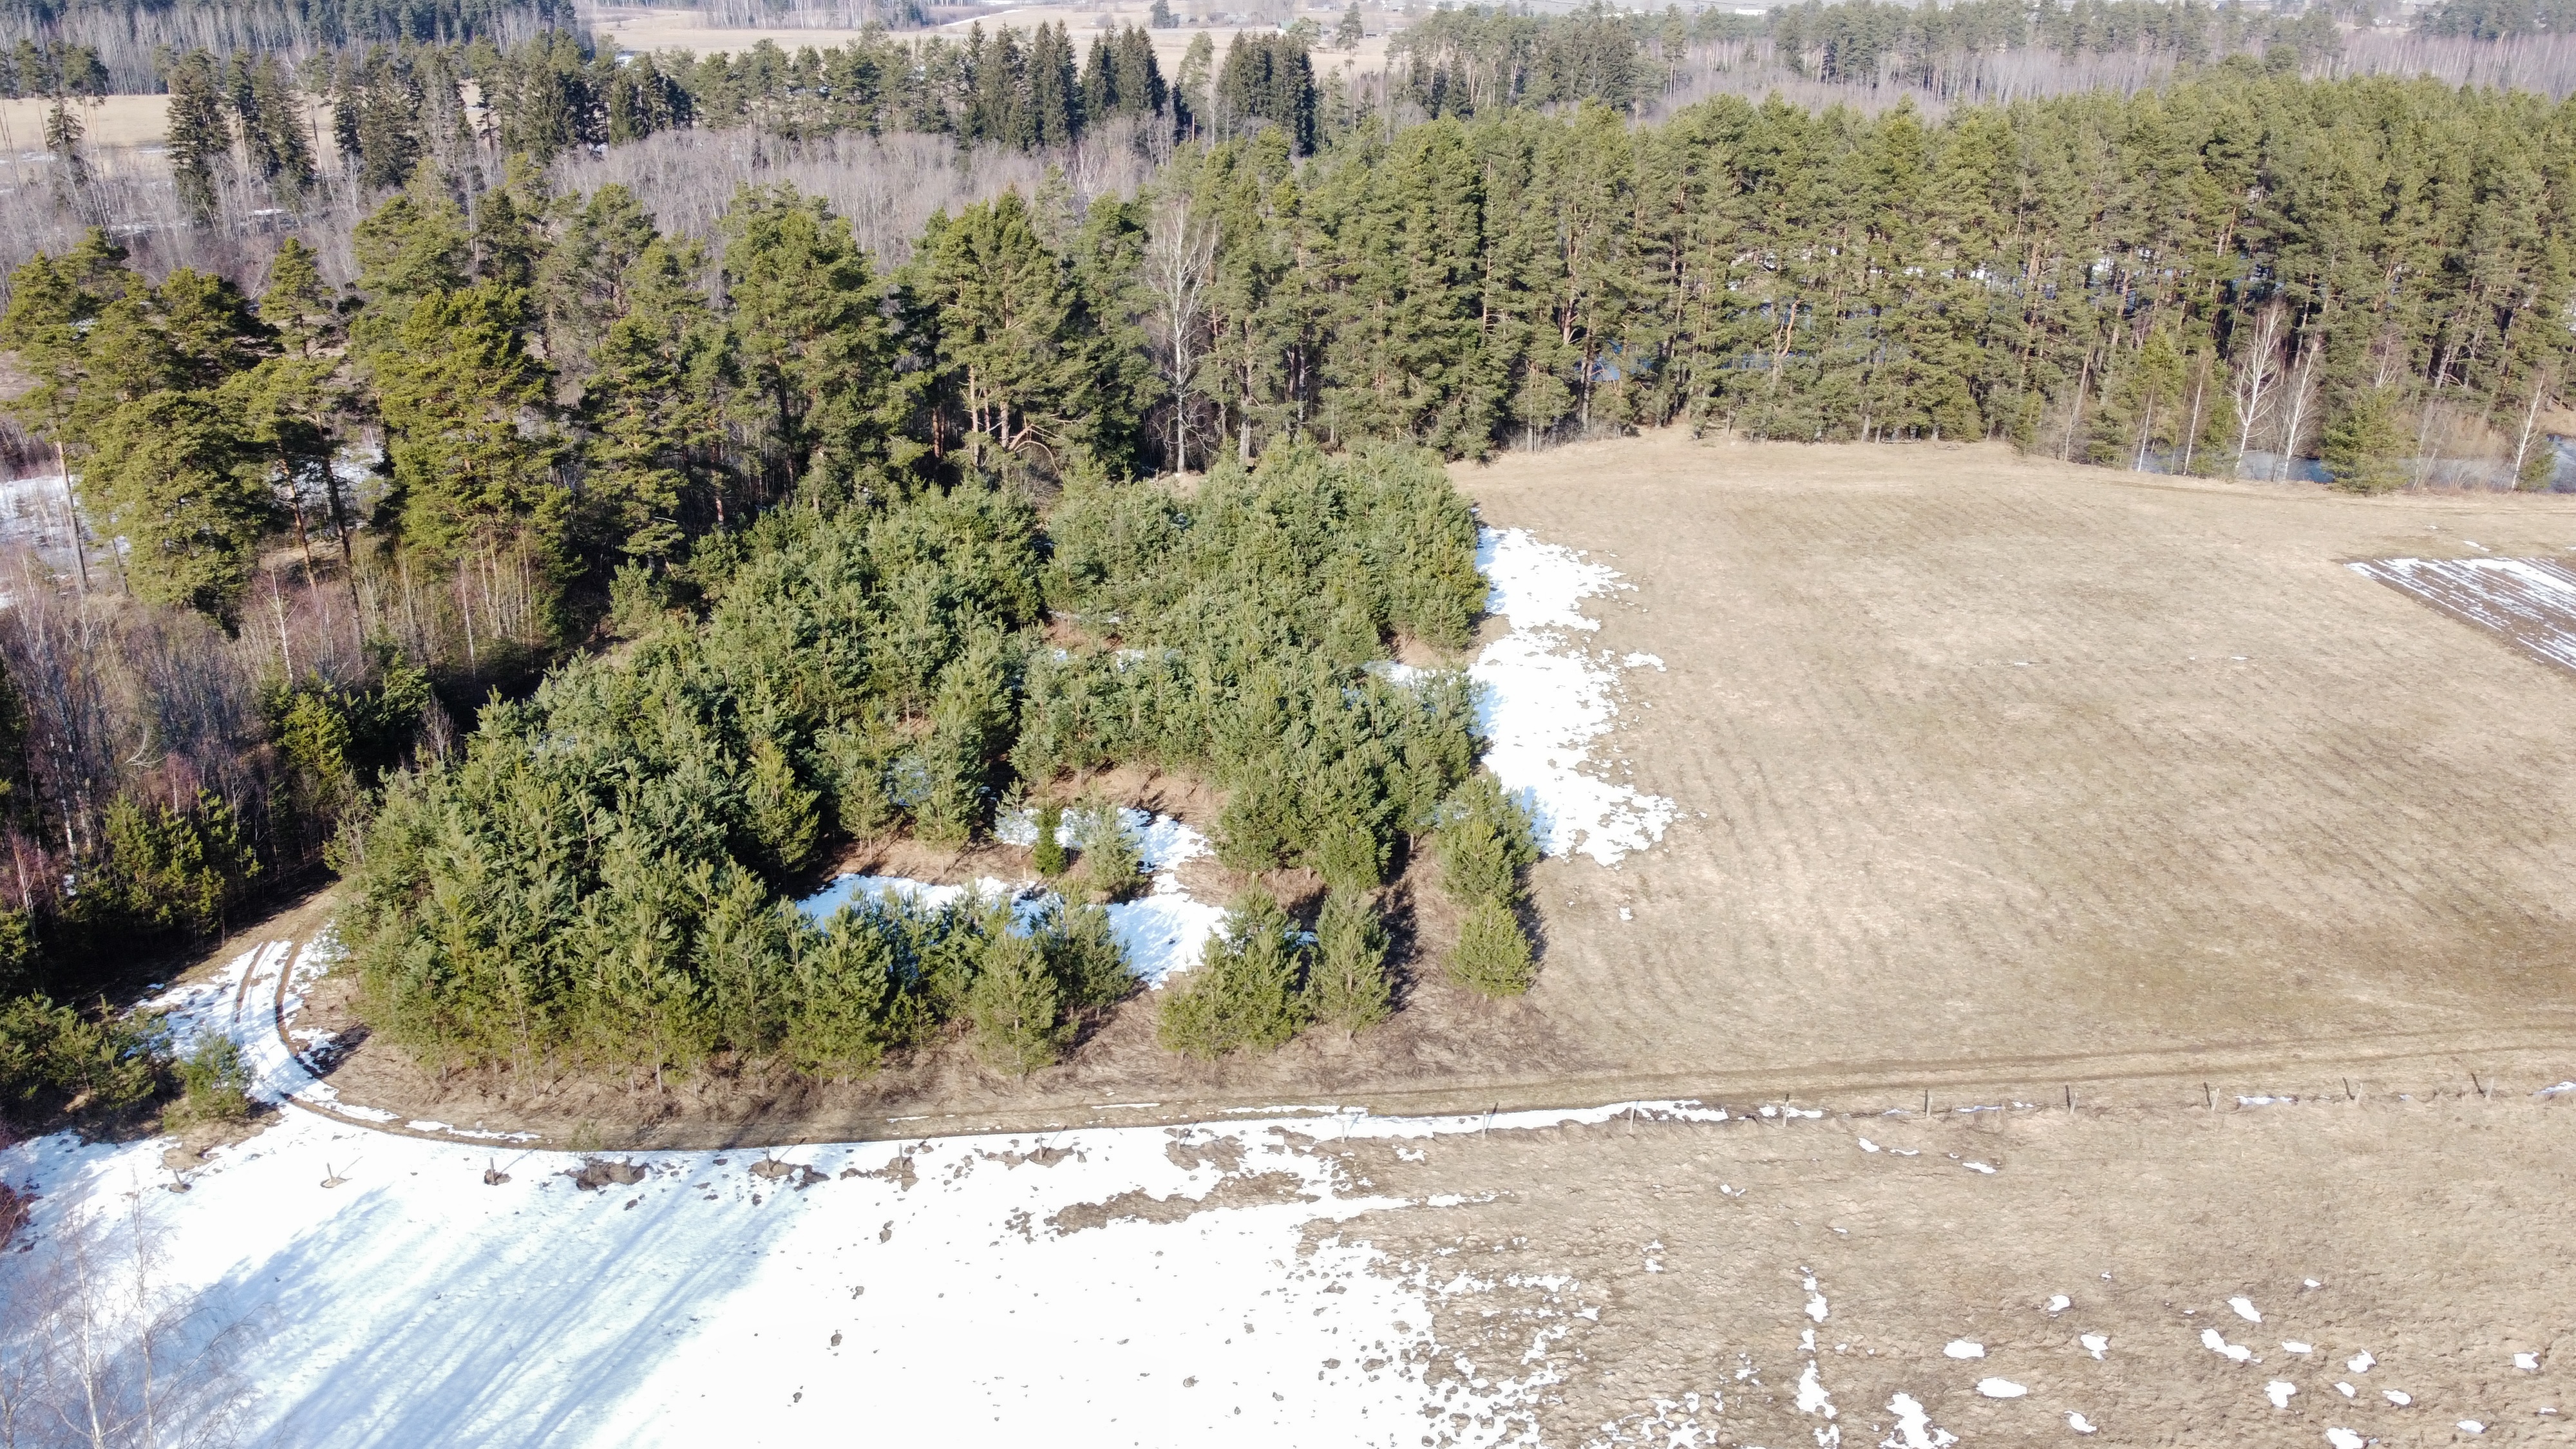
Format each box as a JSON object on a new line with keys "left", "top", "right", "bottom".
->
{"left": 721, "top": 185, "right": 891, "bottom": 504}
{"left": 83, "top": 390, "right": 274, "bottom": 621}
{"left": 1445, "top": 895, "right": 1535, "bottom": 997}
{"left": 1032, "top": 800, "right": 1067, "bottom": 876}
{"left": 968, "top": 930, "right": 1068, "bottom": 1074}
{"left": 1156, "top": 889, "right": 1309, "bottom": 1059}
{"left": 1307, "top": 889, "right": 1391, "bottom": 1035}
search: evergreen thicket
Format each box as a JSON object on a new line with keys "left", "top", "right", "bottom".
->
{"left": 336, "top": 437, "right": 1488, "bottom": 1075}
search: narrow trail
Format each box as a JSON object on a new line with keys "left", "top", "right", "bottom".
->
{"left": 238, "top": 924, "right": 2576, "bottom": 1151}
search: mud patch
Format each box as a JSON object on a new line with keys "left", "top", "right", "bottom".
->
{"left": 564, "top": 1158, "right": 649, "bottom": 1191}
{"left": 1164, "top": 1132, "right": 1247, "bottom": 1173}
{"left": 1048, "top": 1170, "right": 1315, "bottom": 1233}
{"left": 748, "top": 1157, "right": 828, "bottom": 1189}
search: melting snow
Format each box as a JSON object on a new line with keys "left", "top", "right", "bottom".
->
{"left": 2203, "top": 1329, "right": 2254, "bottom": 1362}
{"left": 2079, "top": 1334, "right": 2110, "bottom": 1359}
{"left": 2347, "top": 1350, "right": 2375, "bottom": 1374}
{"left": 1795, "top": 1359, "right": 1835, "bottom": 1417}
{"left": 2045, "top": 1294, "right": 2072, "bottom": 1316}
{"left": 2285, "top": 1341, "right": 2315, "bottom": 1354}
{"left": 2458, "top": 1421, "right": 2485, "bottom": 1434}
{"left": 2350, "top": 556, "right": 2576, "bottom": 673}
{"left": 799, "top": 812, "right": 1227, "bottom": 989}
{"left": 2383, "top": 1390, "right": 2410, "bottom": 1406}
{"left": 2515, "top": 1352, "right": 2541, "bottom": 1371}
{"left": 2326, "top": 1430, "right": 2364, "bottom": 1449}
{"left": 2268, "top": 1381, "right": 2298, "bottom": 1408}
{"left": 2067, "top": 1412, "right": 2097, "bottom": 1434}
{"left": 2231, "top": 1296, "right": 2263, "bottom": 1323}
{"left": 1470, "top": 527, "right": 1678, "bottom": 866}
{"left": 1945, "top": 1340, "right": 1986, "bottom": 1359}
{"left": 1976, "top": 1378, "right": 2027, "bottom": 1399}
{"left": 1881, "top": 1392, "right": 1956, "bottom": 1448}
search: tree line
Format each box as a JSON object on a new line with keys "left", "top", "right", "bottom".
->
{"left": 1, "top": 0, "right": 572, "bottom": 91}
{"left": 163, "top": 19, "right": 1320, "bottom": 202}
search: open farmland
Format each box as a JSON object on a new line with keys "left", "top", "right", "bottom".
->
{"left": 1464, "top": 430, "right": 2576, "bottom": 1109}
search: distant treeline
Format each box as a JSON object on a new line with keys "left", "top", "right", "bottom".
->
{"left": 1385, "top": 0, "right": 2353, "bottom": 113}
{"left": 0, "top": 0, "right": 571, "bottom": 91}
{"left": 217, "top": 22, "right": 1319, "bottom": 189}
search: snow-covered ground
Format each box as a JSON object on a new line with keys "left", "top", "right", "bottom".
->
{"left": 1470, "top": 527, "right": 1678, "bottom": 866}
{"left": 5, "top": 936, "right": 1738, "bottom": 1448}
{"left": 2349, "top": 555, "right": 2576, "bottom": 672}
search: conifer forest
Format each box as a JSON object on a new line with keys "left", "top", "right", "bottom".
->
{"left": 1, "top": 0, "right": 2573, "bottom": 1106}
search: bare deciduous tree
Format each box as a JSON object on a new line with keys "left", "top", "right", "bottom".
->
{"left": 0, "top": 1188, "right": 260, "bottom": 1448}
{"left": 1144, "top": 195, "right": 1215, "bottom": 475}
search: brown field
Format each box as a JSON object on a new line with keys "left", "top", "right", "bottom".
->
{"left": 0, "top": 95, "right": 170, "bottom": 153}
{"left": 1323, "top": 1089, "right": 2576, "bottom": 1446}
{"left": 1472, "top": 432, "right": 2576, "bottom": 1110}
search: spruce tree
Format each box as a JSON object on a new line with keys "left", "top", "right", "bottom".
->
{"left": 1437, "top": 773, "right": 1539, "bottom": 906}
{"left": 1075, "top": 802, "right": 1143, "bottom": 902}
{"left": 164, "top": 50, "right": 231, "bottom": 223}
{"left": 1032, "top": 800, "right": 1068, "bottom": 876}
{"left": 2320, "top": 388, "right": 2411, "bottom": 494}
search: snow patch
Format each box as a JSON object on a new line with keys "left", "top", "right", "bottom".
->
{"left": 2326, "top": 1430, "right": 2365, "bottom": 1449}
{"left": 1881, "top": 1392, "right": 1956, "bottom": 1448}
{"left": 1470, "top": 527, "right": 1677, "bottom": 866}
{"left": 1976, "top": 1378, "right": 2027, "bottom": 1399}
{"left": 2268, "top": 1381, "right": 2298, "bottom": 1408}
{"left": 797, "top": 812, "right": 1227, "bottom": 989}
{"left": 1944, "top": 1340, "right": 1986, "bottom": 1359}
{"left": 2231, "top": 1296, "right": 2263, "bottom": 1323}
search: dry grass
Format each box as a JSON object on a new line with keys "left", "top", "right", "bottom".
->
{"left": 1463, "top": 430, "right": 2576, "bottom": 1103}
{"left": 1325, "top": 1089, "right": 2576, "bottom": 1446}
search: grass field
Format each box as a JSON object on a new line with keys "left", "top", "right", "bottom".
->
{"left": 1469, "top": 431, "right": 2576, "bottom": 1106}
